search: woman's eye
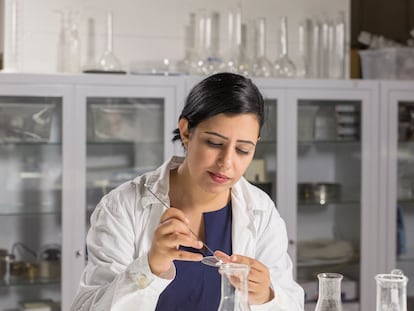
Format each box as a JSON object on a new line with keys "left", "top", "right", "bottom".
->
{"left": 207, "top": 140, "right": 222, "bottom": 147}
{"left": 236, "top": 148, "right": 250, "bottom": 155}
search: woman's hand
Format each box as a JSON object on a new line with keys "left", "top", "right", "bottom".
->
{"left": 148, "top": 207, "right": 203, "bottom": 276}
{"left": 215, "top": 250, "right": 275, "bottom": 305}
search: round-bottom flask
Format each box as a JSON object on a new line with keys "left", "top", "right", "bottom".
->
{"left": 315, "top": 272, "right": 343, "bottom": 311}
{"left": 217, "top": 263, "right": 251, "bottom": 311}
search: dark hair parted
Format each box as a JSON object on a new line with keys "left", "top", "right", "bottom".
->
{"left": 172, "top": 72, "right": 265, "bottom": 143}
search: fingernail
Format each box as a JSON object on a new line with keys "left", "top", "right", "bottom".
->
{"left": 184, "top": 217, "right": 190, "bottom": 224}
{"left": 198, "top": 241, "right": 203, "bottom": 248}
{"left": 231, "top": 255, "right": 237, "bottom": 262}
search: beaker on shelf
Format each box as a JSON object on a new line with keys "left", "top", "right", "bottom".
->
{"left": 375, "top": 269, "right": 408, "bottom": 311}
{"left": 217, "top": 262, "right": 251, "bottom": 311}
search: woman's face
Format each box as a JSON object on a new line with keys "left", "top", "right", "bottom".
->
{"left": 180, "top": 113, "right": 260, "bottom": 194}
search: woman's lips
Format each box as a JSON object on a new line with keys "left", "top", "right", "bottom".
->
{"left": 208, "top": 171, "right": 230, "bottom": 184}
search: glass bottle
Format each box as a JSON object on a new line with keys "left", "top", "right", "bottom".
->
{"left": 314, "top": 272, "right": 343, "bottom": 311}
{"left": 273, "top": 16, "right": 296, "bottom": 78}
{"left": 375, "top": 269, "right": 408, "bottom": 311}
{"left": 217, "top": 263, "right": 251, "bottom": 311}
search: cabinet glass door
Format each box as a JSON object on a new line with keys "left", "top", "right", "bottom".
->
{"left": 396, "top": 100, "right": 414, "bottom": 304}
{"left": 86, "top": 97, "right": 165, "bottom": 217}
{"left": 0, "top": 96, "right": 62, "bottom": 310}
{"left": 383, "top": 85, "right": 414, "bottom": 308}
{"left": 75, "top": 84, "right": 177, "bottom": 274}
{"left": 244, "top": 97, "right": 277, "bottom": 201}
{"left": 287, "top": 84, "right": 379, "bottom": 311}
{"left": 296, "top": 99, "right": 361, "bottom": 310}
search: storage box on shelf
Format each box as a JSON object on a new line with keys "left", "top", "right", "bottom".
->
{"left": 359, "top": 47, "right": 414, "bottom": 80}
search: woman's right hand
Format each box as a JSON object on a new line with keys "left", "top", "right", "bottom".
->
{"left": 148, "top": 207, "right": 203, "bottom": 276}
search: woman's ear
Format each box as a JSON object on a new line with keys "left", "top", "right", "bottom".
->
{"left": 178, "top": 118, "right": 190, "bottom": 148}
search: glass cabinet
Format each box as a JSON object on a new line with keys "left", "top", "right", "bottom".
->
{"left": 244, "top": 89, "right": 281, "bottom": 203}
{"left": 74, "top": 79, "right": 179, "bottom": 273}
{"left": 280, "top": 83, "right": 380, "bottom": 311}
{"left": 0, "top": 74, "right": 397, "bottom": 311}
{"left": 381, "top": 82, "right": 414, "bottom": 309}
{"left": 0, "top": 82, "right": 72, "bottom": 311}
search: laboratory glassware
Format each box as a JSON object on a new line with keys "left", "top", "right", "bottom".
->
{"left": 217, "top": 262, "right": 251, "bottom": 311}
{"left": 252, "top": 18, "right": 273, "bottom": 77}
{"left": 375, "top": 269, "right": 408, "bottom": 311}
{"left": 273, "top": 16, "right": 296, "bottom": 78}
{"left": 97, "top": 11, "right": 122, "bottom": 72}
{"left": 314, "top": 272, "right": 343, "bottom": 311}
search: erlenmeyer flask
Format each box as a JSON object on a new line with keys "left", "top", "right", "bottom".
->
{"left": 252, "top": 17, "right": 273, "bottom": 77}
{"left": 375, "top": 269, "right": 408, "bottom": 311}
{"left": 217, "top": 263, "right": 251, "bottom": 311}
{"left": 273, "top": 16, "right": 296, "bottom": 78}
{"left": 97, "top": 11, "right": 123, "bottom": 72}
{"left": 314, "top": 272, "right": 343, "bottom": 311}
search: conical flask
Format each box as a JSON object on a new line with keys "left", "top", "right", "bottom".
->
{"left": 217, "top": 263, "right": 251, "bottom": 311}
{"left": 375, "top": 269, "right": 408, "bottom": 311}
{"left": 314, "top": 272, "right": 343, "bottom": 311}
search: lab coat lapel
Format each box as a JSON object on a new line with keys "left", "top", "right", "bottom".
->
{"left": 231, "top": 186, "right": 256, "bottom": 258}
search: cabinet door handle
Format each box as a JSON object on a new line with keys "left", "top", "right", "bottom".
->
{"left": 75, "top": 250, "right": 84, "bottom": 258}
{"left": 288, "top": 240, "right": 295, "bottom": 245}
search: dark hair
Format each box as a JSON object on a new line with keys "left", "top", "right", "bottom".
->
{"left": 172, "top": 72, "right": 265, "bottom": 143}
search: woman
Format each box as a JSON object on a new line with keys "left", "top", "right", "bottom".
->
{"left": 71, "top": 73, "right": 304, "bottom": 311}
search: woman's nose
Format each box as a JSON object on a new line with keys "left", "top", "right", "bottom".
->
{"left": 217, "top": 148, "right": 232, "bottom": 169}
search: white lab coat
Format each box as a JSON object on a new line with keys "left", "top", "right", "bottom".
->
{"left": 71, "top": 156, "right": 304, "bottom": 311}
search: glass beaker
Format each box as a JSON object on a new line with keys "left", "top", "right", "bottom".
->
{"left": 375, "top": 270, "right": 408, "bottom": 311}
{"left": 314, "top": 272, "right": 343, "bottom": 311}
{"left": 217, "top": 263, "right": 251, "bottom": 311}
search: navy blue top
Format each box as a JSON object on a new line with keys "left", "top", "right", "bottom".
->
{"left": 155, "top": 202, "right": 233, "bottom": 311}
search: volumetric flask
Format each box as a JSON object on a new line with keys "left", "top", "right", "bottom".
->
{"left": 375, "top": 270, "right": 408, "bottom": 311}
{"left": 217, "top": 262, "right": 251, "bottom": 311}
{"left": 315, "top": 272, "right": 343, "bottom": 311}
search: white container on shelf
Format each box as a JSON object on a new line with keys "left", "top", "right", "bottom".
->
{"left": 359, "top": 47, "right": 414, "bottom": 80}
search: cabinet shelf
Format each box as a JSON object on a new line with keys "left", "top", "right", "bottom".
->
{"left": 0, "top": 141, "right": 62, "bottom": 146}
{"left": 87, "top": 140, "right": 163, "bottom": 145}
{"left": 299, "top": 139, "right": 360, "bottom": 145}
{"left": 298, "top": 199, "right": 360, "bottom": 207}
{"left": 397, "top": 199, "right": 414, "bottom": 207}
{"left": 0, "top": 277, "right": 60, "bottom": 288}
{"left": 398, "top": 140, "right": 414, "bottom": 146}
{"left": 0, "top": 205, "right": 61, "bottom": 216}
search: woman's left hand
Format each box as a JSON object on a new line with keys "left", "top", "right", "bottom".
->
{"left": 215, "top": 250, "right": 274, "bottom": 305}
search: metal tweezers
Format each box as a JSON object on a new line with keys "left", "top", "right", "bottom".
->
{"left": 144, "top": 184, "right": 219, "bottom": 260}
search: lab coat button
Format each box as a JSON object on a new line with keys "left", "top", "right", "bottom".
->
{"left": 136, "top": 274, "right": 148, "bottom": 288}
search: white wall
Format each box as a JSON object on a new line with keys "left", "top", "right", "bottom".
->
{"left": 2, "top": 0, "right": 350, "bottom": 73}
